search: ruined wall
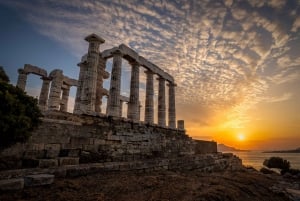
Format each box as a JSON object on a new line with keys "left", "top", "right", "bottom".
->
{"left": 0, "top": 111, "right": 219, "bottom": 170}
{"left": 194, "top": 140, "right": 217, "bottom": 154}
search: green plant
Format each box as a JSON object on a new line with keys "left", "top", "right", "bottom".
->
{"left": 263, "top": 157, "right": 290, "bottom": 172}
{"left": 0, "top": 67, "right": 42, "bottom": 150}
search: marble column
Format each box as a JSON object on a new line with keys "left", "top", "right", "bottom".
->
{"left": 48, "top": 70, "right": 63, "bottom": 111}
{"left": 168, "top": 82, "right": 176, "bottom": 128}
{"left": 38, "top": 77, "right": 51, "bottom": 111}
{"left": 144, "top": 70, "right": 154, "bottom": 123}
{"left": 127, "top": 61, "right": 140, "bottom": 121}
{"left": 177, "top": 120, "right": 185, "bottom": 130}
{"left": 107, "top": 50, "right": 122, "bottom": 117}
{"left": 157, "top": 76, "right": 166, "bottom": 126}
{"left": 60, "top": 85, "right": 70, "bottom": 112}
{"left": 74, "top": 62, "right": 86, "bottom": 114}
{"left": 80, "top": 34, "right": 104, "bottom": 113}
{"left": 16, "top": 69, "right": 28, "bottom": 91}
{"left": 95, "top": 58, "right": 109, "bottom": 114}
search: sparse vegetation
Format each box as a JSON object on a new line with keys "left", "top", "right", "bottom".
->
{"left": 0, "top": 67, "right": 42, "bottom": 151}
{"left": 263, "top": 156, "right": 300, "bottom": 175}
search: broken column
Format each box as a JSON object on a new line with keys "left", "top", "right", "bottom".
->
{"left": 127, "top": 60, "right": 140, "bottom": 121}
{"left": 38, "top": 77, "right": 51, "bottom": 111}
{"left": 177, "top": 120, "right": 185, "bottom": 130}
{"left": 80, "top": 34, "right": 105, "bottom": 113}
{"left": 16, "top": 69, "right": 28, "bottom": 90}
{"left": 107, "top": 50, "right": 122, "bottom": 117}
{"left": 157, "top": 76, "right": 166, "bottom": 126}
{"left": 48, "top": 69, "right": 63, "bottom": 110}
{"left": 168, "top": 82, "right": 176, "bottom": 128}
{"left": 144, "top": 70, "right": 154, "bottom": 123}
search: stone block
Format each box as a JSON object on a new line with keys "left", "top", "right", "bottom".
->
{"left": 23, "top": 150, "right": 45, "bottom": 159}
{"left": 66, "top": 166, "right": 90, "bottom": 177}
{"left": 0, "top": 178, "right": 24, "bottom": 191}
{"left": 24, "top": 174, "right": 54, "bottom": 187}
{"left": 70, "top": 137, "right": 90, "bottom": 145}
{"left": 45, "top": 149, "right": 60, "bottom": 159}
{"left": 22, "top": 159, "right": 39, "bottom": 168}
{"left": 94, "top": 139, "right": 106, "bottom": 145}
{"left": 58, "top": 157, "right": 79, "bottom": 166}
{"left": 39, "top": 159, "right": 58, "bottom": 168}
{"left": 26, "top": 143, "right": 45, "bottom": 151}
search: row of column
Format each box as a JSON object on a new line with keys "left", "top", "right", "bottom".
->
{"left": 106, "top": 50, "right": 177, "bottom": 128}
{"left": 16, "top": 68, "right": 72, "bottom": 112}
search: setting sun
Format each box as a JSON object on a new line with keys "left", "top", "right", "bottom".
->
{"left": 237, "top": 133, "right": 245, "bottom": 141}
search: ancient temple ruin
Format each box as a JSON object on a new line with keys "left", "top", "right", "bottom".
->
{"left": 16, "top": 33, "right": 179, "bottom": 129}
{"left": 0, "top": 34, "right": 243, "bottom": 189}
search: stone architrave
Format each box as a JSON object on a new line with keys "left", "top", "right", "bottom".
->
{"left": 74, "top": 61, "right": 86, "bottom": 114}
{"left": 144, "top": 70, "right": 154, "bottom": 123}
{"left": 48, "top": 70, "right": 63, "bottom": 111}
{"left": 80, "top": 34, "right": 105, "bottom": 113}
{"left": 168, "top": 82, "right": 176, "bottom": 128}
{"left": 157, "top": 76, "right": 166, "bottom": 126}
{"left": 107, "top": 50, "right": 122, "bottom": 117}
{"left": 38, "top": 77, "right": 51, "bottom": 111}
{"left": 16, "top": 69, "right": 28, "bottom": 91}
{"left": 60, "top": 85, "right": 70, "bottom": 112}
{"left": 127, "top": 61, "right": 140, "bottom": 121}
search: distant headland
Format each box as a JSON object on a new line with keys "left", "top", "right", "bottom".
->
{"left": 217, "top": 144, "right": 250, "bottom": 152}
{"left": 263, "top": 147, "right": 300, "bottom": 153}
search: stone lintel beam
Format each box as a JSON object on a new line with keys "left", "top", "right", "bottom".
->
{"left": 101, "top": 47, "right": 119, "bottom": 59}
{"left": 24, "top": 64, "right": 47, "bottom": 77}
{"left": 101, "top": 45, "right": 174, "bottom": 82}
{"left": 63, "top": 76, "right": 78, "bottom": 87}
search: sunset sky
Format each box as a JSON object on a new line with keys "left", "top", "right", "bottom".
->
{"left": 0, "top": 0, "right": 299, "bottom": 150}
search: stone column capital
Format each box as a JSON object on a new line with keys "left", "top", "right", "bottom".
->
{"left": 112, "top": 49, "right": 123, "bottom": 56}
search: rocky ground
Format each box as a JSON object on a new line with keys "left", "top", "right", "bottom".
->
{"left": 1, "top": 167, "right": 299, "bottom": 201}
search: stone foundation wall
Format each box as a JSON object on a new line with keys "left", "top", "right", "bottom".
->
{"left": 0, "top": 111, "right": 221, "bottom": 170}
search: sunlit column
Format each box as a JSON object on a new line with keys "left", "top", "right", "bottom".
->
{"left": 107, "top": 50, "right": 122, "bottom": 117}
{"left": 48, "top": 69, "right": 63, "bottom": 111}
{"left": 127, "top": 60, "right": 140, "bottom": 121}
{"left": 60, "top": 85, "right": 70, "bottom": 112}
{"left": 38, "top": 76, "right": 51, "bottom": 111}
{"left": 157, "top": 76, "right": 166, "bottom": 126}
{"left": 80, "top": 34, "right": 104, "bottom": 113}
{"left": 144, "top": 70, "right": 154, "bottom": 123}
{"left": 16, "top": 69, "right": 28, "bottom": 91}
{"left": 74, "top": 62, "right": 86, "bottom": 114}
{"left": 168, "top": 82, "right": 176, "bottom": 128}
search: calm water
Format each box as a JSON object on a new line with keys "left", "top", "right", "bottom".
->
{"left": 226, "top": 151, "right": 300, "bottom": 170}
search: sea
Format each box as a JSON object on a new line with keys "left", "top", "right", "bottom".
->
{"left": 226, "top": 151, "right": 300, "bottom": 170}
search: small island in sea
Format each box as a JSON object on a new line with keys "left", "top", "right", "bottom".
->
{"left": 263, "top": 147, "right": 300, "bottom": 153}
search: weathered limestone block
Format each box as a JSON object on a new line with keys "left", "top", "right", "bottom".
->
{"left": 58, "top": 157, "right": 79, "bottom": 166}
{"left": 45, "top": 143, "right": 61, "bottom": 158}
{"left": 39, "top": 159, "right": 58, "bottom": 168}
{"left": 24, "top": 174, "right": 54, "bottom": 187}
{"left": 66, "top": 165, "right": 90, "bottom": 177}
{"left": 0, "top": 178, "right": 24, "bottom": 191}
{"left": 70, "top": 137, "right": 90, "bottom": 145}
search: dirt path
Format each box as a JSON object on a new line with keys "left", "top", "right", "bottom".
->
{"left": 0, "top": 169, "right": 290, "bottom": 201}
